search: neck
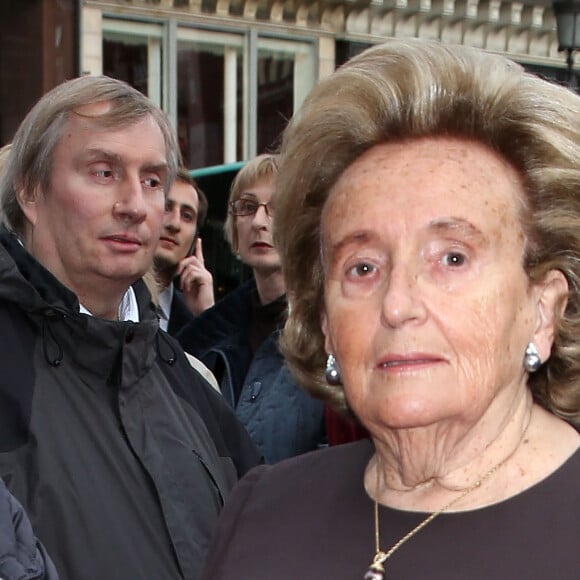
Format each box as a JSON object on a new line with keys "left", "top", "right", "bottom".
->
{"left": 369, "top": 387, "right": 534, "bottom": 511}
{"left": 155, "top": 266, "right": 176, "bottom": 291}
{"left": 23, "top": 228, "right": 130, "bottom": 320}
{"left": 77, "top": 289, "right": 126, "bottom": 320}
{"left": 253, "top": 267, "right": 285, "bottom": 305}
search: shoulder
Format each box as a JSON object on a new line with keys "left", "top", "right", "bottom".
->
{"left": 225, "top": 440, "right": 373, "bottom": 504}
{"left": 176, "top": 280, "right": 254, "bottom": 351}
{"left": 549, "top": 446, "right": 580, "bottom": 485}
{"left": 199, "top": 280, "right": 254, "bottom": 324}
{"left": 0, "top": 479, "right": 60, "bottom": 579}
{"left": 167, "top": 290, "right": 195, "bottom": 336}
{"left": 200, "top": 441, "right": 373, "bottom": 578}
{"left": 157, "top": 331, "right": 228, "bottom": 411}
{"left": 157, "top": 334, "right": 261, "bottom": 475}
{"left": 183, "top": 352, "right": 220, "bottom": 391}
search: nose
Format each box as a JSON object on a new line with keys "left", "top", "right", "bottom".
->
{"left": 251, "top": 203, "right": 271, "bottom": 228}
{"left": 163, "top": 207, "right": 180, "bottom": 233}
{"left": 380, "top": 264, "right": 426, "bottom": 328}
{"left": 113, "top": 175, "right": 147, "bottom": 225}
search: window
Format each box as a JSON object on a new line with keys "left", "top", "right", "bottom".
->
{"left": 177, "top": 29, "right": 244, "bottom": 168}
{"left": 102, "top": 20, "right": 163, "bottom": 106}
{"left": 257, "top": 38, "right": 315, "bottom": 153}
{"left": 102, "top": 19, "right": 317, "bottom": 165}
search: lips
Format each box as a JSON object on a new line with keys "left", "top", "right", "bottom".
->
{"left": 251, "top": 241, "right": 273, "bottom": 249}
{"left": 159, "top": 236, "right": 178, "bottom": 246}
{"left": 104, "top": 234, "right": 142, "bottom": 244}
{"left": 101, "top": 233, "right": 144, "bottom": 250}
{"left": 377, "top": 353, "right": 445, "bottom": 370}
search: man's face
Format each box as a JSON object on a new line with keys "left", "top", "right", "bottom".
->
{"left": 21, "top": 102, "right": 168, "bottom": 302}
{"left": 155, "top": 179, "right": 199, "bottom": 271}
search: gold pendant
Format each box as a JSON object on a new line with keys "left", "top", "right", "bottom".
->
{"left": 364, "top": 552, "right": 386, "bottom": 579}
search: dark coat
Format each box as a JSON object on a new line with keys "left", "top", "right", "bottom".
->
{"left": 201, "top": 441, "right": 580, "bottom": 579}
{"left": 177, "top": 279, "right": 325, "bottom": 463}
{"left": 0, "top": 231, "right": 260, "bottom": 580}
{"left": 167, "top": 287, "right": 195, "bottom": 337}
{"left": 0, "top": 479, "right": 60, "bottom": 579}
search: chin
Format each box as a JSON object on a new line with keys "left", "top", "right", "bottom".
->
{"left": 154, "top": 255, "right": 178, "bottom": 271}
{"left": 357, "top": 394, "right": 449, "bottom": 432}
{"left": 102, "top": 262, "right": 150, "bottom": 283}
{"left": 251, "top": 258, "right": 282, "bottom": 273}
{"left": 154, "top": 249, "right": 176, "bottom": 266}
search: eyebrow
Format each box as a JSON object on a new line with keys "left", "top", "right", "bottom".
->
{"left": 428, "top": 217, "right": 487, "bottom": 244}
{"left": 326, "top": 231, "right": 376, "bottom": 262}
{"left": 81, "top": 148, "right": 168, "bottom": 173}
{"left": 325, "top": 218, "right": 488, "bottom": 263}
{"left": 179, "top": 203, "right": 197, "bottom": 214}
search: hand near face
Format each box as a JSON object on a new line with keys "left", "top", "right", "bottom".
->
{"left": 177, "top": 238, "right": 215, "bottom": 316}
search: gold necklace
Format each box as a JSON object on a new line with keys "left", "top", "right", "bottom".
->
{"left": 364, "top": 419, "right": 531, "bottom": 579}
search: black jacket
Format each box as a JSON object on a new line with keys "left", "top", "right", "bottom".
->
{"left": 177, "top": 279, "right": 325, "bottom": 464}
{"left": 0, "top": 479, "right": 60, "bottom": 580}
{"left": 0, "top": 231, "right": 260, "bottom": 580}
{"left": 167, "top": 287, "right": 195, "bottom": 336}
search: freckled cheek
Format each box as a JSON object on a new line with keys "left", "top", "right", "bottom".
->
{"left": 445, "top": 305, "right": 520, "bottom": 400}
{"left": 446, "top": 332, "right": 503, "bottom": 411}
{"left": 324, "top": 299, "right": 377, "bottom": 374}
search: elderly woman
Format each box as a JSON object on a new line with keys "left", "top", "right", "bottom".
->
{"left": 200, "top": 39, "right": 580, "bottom": 579}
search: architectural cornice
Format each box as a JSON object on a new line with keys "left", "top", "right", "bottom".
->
{"left": 86, "top": 0, "right": 565, "bottom": 64}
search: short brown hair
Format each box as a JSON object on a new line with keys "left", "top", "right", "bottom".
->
{"left": 175, "top": 167, "right": 208, "bottom": 230}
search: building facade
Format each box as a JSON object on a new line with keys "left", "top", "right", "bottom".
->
{"left": 80, "top": 0, "right": 568, "bottom": 169}
{"left": 0, "top": 0, "right": 572, "bottom": 164}
{"left": 0, "top": 0, "right": 573, "bottom": 294}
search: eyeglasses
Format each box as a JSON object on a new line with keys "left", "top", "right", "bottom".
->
{"left": 230, "top": 198, "right": 275, "bottom": 217}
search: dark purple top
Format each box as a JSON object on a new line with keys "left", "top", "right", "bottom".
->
{"left": 201, "top": 439, "right": 580, "bottom": 579}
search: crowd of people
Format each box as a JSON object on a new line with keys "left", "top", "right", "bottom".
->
{"left": 0, "top": 37, "right": 578, "bottom": 580}
{"left": 176, "top": 154, "right": 326, "bottom": 463}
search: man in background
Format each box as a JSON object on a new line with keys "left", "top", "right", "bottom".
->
{"left": 154, "top": 168, "right": 215, "bottom": 335}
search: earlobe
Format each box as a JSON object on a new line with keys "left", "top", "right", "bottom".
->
{"left": 533, "top": 269, "right": 568, "bottom": 361}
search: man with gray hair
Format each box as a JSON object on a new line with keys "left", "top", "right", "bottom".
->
{"left": 0, "top": 76, "right": 259, "bottom": 580}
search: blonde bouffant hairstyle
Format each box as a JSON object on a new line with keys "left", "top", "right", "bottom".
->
{"left": 274, "top": 38, "right": 580, "bottom": 424}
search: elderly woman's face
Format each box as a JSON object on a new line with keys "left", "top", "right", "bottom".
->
{"left": 321, "top": 137, "right": 549, "bottom": 432}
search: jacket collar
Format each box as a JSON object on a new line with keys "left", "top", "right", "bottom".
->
{"left": 0, "top": 229, "right": 163, "bottom": 389}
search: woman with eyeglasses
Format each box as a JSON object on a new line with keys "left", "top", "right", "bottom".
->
{"left": 176, "top": 153, "right": 325, "bottom": 464}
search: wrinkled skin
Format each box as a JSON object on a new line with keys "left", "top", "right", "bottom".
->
{"left": 321, "top": 137, "right": 567, "bottom": 489}
{"left": 19, "top": 102, "right": 167, "bottom": 319}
